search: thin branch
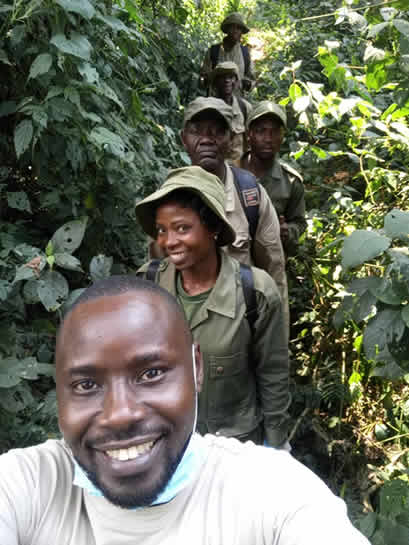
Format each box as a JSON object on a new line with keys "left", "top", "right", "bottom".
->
{"left": 295, "top": 0, "right": 399, "bottom": 23}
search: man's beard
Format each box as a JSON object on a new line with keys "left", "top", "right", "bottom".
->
{"left": 75, "top": 435, "right": 190, "bottom": 509}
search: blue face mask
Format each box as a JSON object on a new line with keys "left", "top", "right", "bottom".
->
{"left": 73, "top": 345, "right": 206, "bottom": 507}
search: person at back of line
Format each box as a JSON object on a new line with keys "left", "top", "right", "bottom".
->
{"left": 200, "top": 12, "right": 255, "bottom": 94}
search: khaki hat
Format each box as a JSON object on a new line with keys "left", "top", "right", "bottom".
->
{"left": 135, "top": 166, "right": 236, "bottom": 247}
{"left": 210, "top": 61, "right": 240, "bottom": 83}
{"left": 247, "top": 101, "right": 287, "bottom": 129}
{"left": 183, "top": 97, "right": 233, "bottom": 129}
{"left": 221, "top": 12, "right": 250, "bottom": 34}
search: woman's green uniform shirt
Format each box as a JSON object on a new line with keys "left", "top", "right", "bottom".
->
{"left": 138, "top": 251, "right": 290, "bottom": 447}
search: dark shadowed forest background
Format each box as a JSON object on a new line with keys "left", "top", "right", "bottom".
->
{"left": 0, "top": 0, "right": 409, "bottom": 541}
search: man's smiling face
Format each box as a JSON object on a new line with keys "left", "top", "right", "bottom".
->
{"left": 56, "top": 290, "right": 200, "bottom": 508}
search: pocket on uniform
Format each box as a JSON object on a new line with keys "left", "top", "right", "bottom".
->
{"left": 208, "top": 352, "right": 250, "bottom": 413}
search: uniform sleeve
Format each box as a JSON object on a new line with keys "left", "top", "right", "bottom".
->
{"left": 251, "top": 184, "right": 289, "bottom": 330}
{"left": 284, "top": 177, "right": 307, "bottom": 255}
{"left": 252, "top": 273, "right": 290, "bottom": 447}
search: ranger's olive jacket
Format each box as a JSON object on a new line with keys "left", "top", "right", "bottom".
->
{"left": 138, "top": 251, "right": 290, "bottom": 447}
{"left": 241, "top": 154, "right": 307, "bottom": 255}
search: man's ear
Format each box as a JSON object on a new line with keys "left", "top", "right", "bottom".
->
{"left": 180, "top": 129, "right": 188, "bottom": 149}
{"left": 193, "top": 343, "right": 204, "bottom": 393}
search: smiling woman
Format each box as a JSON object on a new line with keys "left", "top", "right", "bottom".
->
{"left": 136, "top": 166, "right": 291, "bottom": 448}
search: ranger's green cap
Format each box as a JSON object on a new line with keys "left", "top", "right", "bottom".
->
{"left": 247, "top": 100, "right": 287, "bottom": 129}
{"left": 210, "top": 61, "right": 240, "bottom": 83}
{"left": 221, "top": 12, "right": 250, "bottom": 34}
{"left": 135, "top": 166, "right": 236, "bottom": 247}
{"left": 183, "top": 97, "right": 233, "bottom": 129}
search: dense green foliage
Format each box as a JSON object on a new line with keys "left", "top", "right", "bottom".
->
{"left": 1, "top": 0, "right": 409, "bottom": 539}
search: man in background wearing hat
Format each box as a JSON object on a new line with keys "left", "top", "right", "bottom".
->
{"left": 181, "top": 96, "right": 289, "bottom": 326}
{"left": 200, "top": 12, "right": 255, "bottom": 94}
{"left": 210, "top": 61, "right": 252, "bottom": 162}
{"left": 241, "top": 101, "right": 307, "bottom": 255}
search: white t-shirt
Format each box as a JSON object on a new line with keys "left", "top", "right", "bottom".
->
{"left": 0, "top": 434, "right": 369, "bottom": 545}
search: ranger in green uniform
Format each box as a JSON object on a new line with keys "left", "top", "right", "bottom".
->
{"left": 210, "top": 61, "right": 252, "bottom": 162}
{"left": 240, "top": 101, "right": 307, "bottom": 255}
{"left": 200, "top": 12, "right": 255, "bottom": 94}
{"left": 136, "top": 167, "right": 290, "bottom": 447}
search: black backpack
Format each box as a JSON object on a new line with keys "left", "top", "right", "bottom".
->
{"left": 210, "top": 43, "right": 251, "bottom": 76}
{"left": 143, "top": 260, "right": 258, "bottom": 334}
{"left": 230, "top": 166, "right": 260, "bottom": 240}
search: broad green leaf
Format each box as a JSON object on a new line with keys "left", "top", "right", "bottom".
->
{"left": 23, "top": 278, "right": 41, "bottom": 304}
{"left": 50, "top": 218, "right": 88, "bottom": 254}
{"left": 28, "top": 53, "right": 52, "bottom": 80}
{"left": 402, "top": 306, "right": 409, "bottom": 327}
{"left": 7, "top": 191, "right": 32, "bottom": 213}
{"left": 367, "top": 22, "right": 389, "bottom": 38}
{"left": 14, "top": 255, "right": 46, "bottom": 283}
{"left": 54, "top": 253, "right": 83, "bottom": 272}
{"left": 89, "top": 127, "right": 126, "bottom": 158}
{"left": 44, "top": 86, "right": 63, "bottom": 101}
{"left": 366, "top": 62, "right": 387, "bottom": 91}
{"left": 78, "top": 62, "right": 99, "bottom": 84}
{"left": 50, "top": 33, "right": 92, "bottom": 61}
{"left": 341, "top": 230, "right": 391, "bottom": 269}
{"left": 98, "top": 82, "right": 124, "bottom": 110}
{"left": 56, "top": 0, "right": 95, "bottom": 19}
{"left": 13, "top": 264, "right": 37, "bottom": 283}
{"left": 310, "top": 146, "right": 328, "bottom": 159}
{"left": 97, "top": 14, "right": 128, "bottom": 32}
{"left": 372, "top": 277, "right": 403, "bottom": 305}
{"left": 384, "top": 209, "right": 409, "bottom": 242}
{"left": 363, "top": 308, "right": 402, "bottom": 360}
{"left": 90, "top": 254, "right": 113, "bottom": 282}
{"left": 14, "top": 119, "right": 33, "bottom": 158}
{"left": 37, "top": 270, "right": 69, "bottom": 311}
{"left": 62, "top": 288, "right": 85, "bottom": 313}
{"left": 289, "top": 83, "right": 302, "bottom": 102}
{"left": 33, "top": 109, "right": 48, "bottom": 128}
{"left": 394, "top": 19, "right": 409, "bottom": 37}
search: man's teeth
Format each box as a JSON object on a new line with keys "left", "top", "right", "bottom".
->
{"left": 106, "top": 441, "right": 155, "bottom": 461}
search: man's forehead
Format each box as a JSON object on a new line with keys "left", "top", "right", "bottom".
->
{"left": 58, "top": 291, "right": 188, "bottom": 348}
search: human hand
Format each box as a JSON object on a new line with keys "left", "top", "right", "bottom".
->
{"left": 279, "top": 215, "right": 289, "bottom": 242}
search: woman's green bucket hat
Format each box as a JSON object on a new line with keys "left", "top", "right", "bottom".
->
{"left": 135, "top": 166, "right": 236, "bottom": 247}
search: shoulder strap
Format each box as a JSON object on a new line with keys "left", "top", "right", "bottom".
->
{"left": 240, "top": 44, "right": 250, "bottom": 75}
{"left": 230, "top": 166, "right": 260, "bottom": 240}
{"left": 239, "top": 263, "right": 258, "bottom": 335}
{"left": 237, "top": 97, "right": 248, "bottom": 124}
{"left": 145, "top": 259, "right": 161, "bottom": 282}
{"left": 210, "top": 44, "right": 221, "bottom": 69}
